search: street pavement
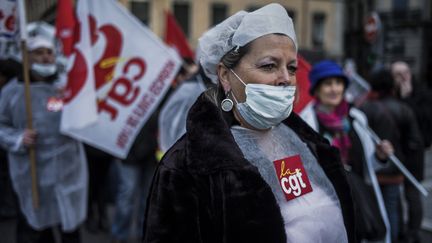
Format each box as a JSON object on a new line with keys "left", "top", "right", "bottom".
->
{"left": 421, "top": 148, "right": 432, "bottom": 231}
{"left": 0, "top": 205, "right": 141, "bottom": 243}
{"left": 1, "top": 148, "right": 432, "bottom": 243}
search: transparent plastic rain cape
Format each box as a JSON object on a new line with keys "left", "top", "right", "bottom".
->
{"left": 231, "top": 123, "right": 348, "bottom": 242}
{"left": 0, "top": 81, "right": 88, "bottom": 231}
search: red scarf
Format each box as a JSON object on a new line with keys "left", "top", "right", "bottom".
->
{"left": 315, "top": 100, "right": 352, "bottom": 164}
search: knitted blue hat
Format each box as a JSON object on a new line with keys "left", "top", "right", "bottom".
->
{"left": 309, "top": 60, "right": 349, "bottom": 95}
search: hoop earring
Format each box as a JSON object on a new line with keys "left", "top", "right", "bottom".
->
{"left": 221, "top": 91, "right": 233, "bottom": 112}
{"left": 221, "top": 98, "right": 233, "bottom": 112}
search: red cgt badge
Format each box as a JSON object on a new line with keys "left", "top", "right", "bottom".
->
{"left": 46, "top": 97, "right": 64, "bottom": 112}
{"left": 273, "top": 155, "right": 313, "bottom": 201}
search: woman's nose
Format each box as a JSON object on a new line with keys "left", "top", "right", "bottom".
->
{"left": 329, "top": 80, "right": 343, "bottom": 91}
{"left": 42, "top": 54, "right": 54, "bottom": 64}
{"left": 277, "top": 68, "right": 292, "bottom": 86}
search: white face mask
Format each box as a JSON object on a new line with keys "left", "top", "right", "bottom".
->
{"left": 230, "top": 69, "right": 296, "bottom": 130}
{"left": 31, "top": 63, "right": 57, "bottom": 77}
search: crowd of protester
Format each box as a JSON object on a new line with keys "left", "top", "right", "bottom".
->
{"left": 1, "top": 3, "right": 432, "bottom": 243}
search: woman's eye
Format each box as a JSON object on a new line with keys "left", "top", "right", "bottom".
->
{"left": 261, "top": 63, "right": 276, "bottom": 71}
{"left": 288, "top": 66, "right": 298, "bottom": 75}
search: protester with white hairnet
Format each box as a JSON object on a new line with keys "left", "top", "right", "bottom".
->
{"left": 143, "top": 4, "right": 356, "bottom": 242}
{"left": 158, "top": 65, "right": 214, "bottom": 153}
{"left": 0, "top": 34, "right": 88, "bottom": 243}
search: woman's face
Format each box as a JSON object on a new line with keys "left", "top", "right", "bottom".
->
{"left": 314, "top": 77, "right": 345, "bottom": 108}
{"left": 219, "top": 34, "right": 297, "bottom": 103}
{"left": 29, "top": 47, "right": 55, "bottom": 65}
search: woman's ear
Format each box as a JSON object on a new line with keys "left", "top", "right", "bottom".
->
{"left": 217, "top": 63, "right": 231, "bottom": 92}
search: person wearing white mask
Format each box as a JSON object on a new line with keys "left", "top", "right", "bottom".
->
{"left": 27, "top": 36, "right": 58, "bottom": 79}
{"left": 143, "top": 4, "right": 355, "bottom": 243}
{"left": 0, "top": 35, "right": 88, "bottom": 243}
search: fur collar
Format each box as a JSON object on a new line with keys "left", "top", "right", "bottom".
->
{"left": 181, "top": 94, "right": 355, "bottom": 242}
{"left": 184, "top": 94, "right": 330, "bottom": 174}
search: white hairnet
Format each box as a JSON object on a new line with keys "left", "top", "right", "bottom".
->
{"left": 27, "top": 21, "right": 56, "bottom": 51}
{"left": 27, "top": 35, "right": 55, "bottom": 51}
{"left": 198, "top": 3, "right": 297, "bottom": 83}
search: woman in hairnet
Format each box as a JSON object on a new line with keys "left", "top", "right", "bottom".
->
{"left": 143, "top": 4, "right": 355, "bottom": 243}
{"left": 0, "top": 35, "right": 87, "bottom": 242}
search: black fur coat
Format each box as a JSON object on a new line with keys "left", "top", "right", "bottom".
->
{"left": 143, "top": 94, "right": 356, "bottom": 243}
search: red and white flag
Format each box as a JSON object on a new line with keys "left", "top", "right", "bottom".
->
{"left": 55, "top": 0, "right": 75, "bottom": 56}
{"left": 0, "top": 0, "right": 17, "bottom": 40}
{"left": 1, "top": 0, "right": 18, "bottom": 58}
{"left": 59, "top": 0, "right": 98, "bottom": 131}
{"left": 59, "top": 0, "right": 181, "bottom": 159}
{"left": 293, "top": 55, "right": 313, "bottom": 114}
{"left": 164, "top": 10, "right": 194, "bottom": 60}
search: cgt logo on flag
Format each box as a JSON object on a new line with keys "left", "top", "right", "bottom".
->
{"left": 0, "top": 0, "right": 17, "bottom": 39}
{"left": 58, "top": 0, "right": 181, "bottom": 159}
{"left": 273, "top": 155, "right": 313, "bottom": 201}
{"left": 62, "top": 14, "right": 145, "bottom": 122}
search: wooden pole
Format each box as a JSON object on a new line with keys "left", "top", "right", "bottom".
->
{"left": 18, "top": 0, "right": 39, "bottom": 209}
{"left": 20, "top": 40, "right": 39, "bottom": 209}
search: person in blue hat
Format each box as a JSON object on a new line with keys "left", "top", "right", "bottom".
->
{"left": 300, "top": 60, "right": 394, "bottom": 242}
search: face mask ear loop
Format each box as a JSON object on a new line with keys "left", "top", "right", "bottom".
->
{"left": 230, "top": 90, "right": 240, "bottom": 105}
{"left": 229, "top": 69, "right": 247, "bottom": 87}
{"left": 227, "top": 69, "right": 246, "bottom": 106}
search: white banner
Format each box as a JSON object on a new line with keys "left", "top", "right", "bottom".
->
{"left": 0, "top": 0, "right": 17, "bottom": 39}
{"left": 0, "top": 0, "right": 18, "bottom": 57}
{"left": 60, "top": 0, "right": 98, "bottom": 130}
{"left": 61, "top": 0, "right": 181, "bottom": 159}
{"left": 343, "top": 59, "right": 371, "bottom": 107}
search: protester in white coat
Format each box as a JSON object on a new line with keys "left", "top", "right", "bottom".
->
{"left": 0, "top": 35, "right": 88, "bottom": 243}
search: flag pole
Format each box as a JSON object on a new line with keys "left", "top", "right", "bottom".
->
{"left": 18, "top": 0, "right": 39, "bottom": 209}
{"left": 361, "top": 122, "right": 428, "bottom": 197}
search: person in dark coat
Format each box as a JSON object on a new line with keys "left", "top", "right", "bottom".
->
{"left": 111, "top": 110, "right": 158, "bottom": 243}
{"left": 0, "top": 58, "right": 22, "bottom": 219}
{"left": 143, "top": 4, "right": 356, "bottom": 243}
{"left": 361, "top": 68, "right": 423, "bottom": 242}
{"left": 84, "top": 145, "right": 113, "bottom": 233}
{"left": 391, "top": 61, "right": 431, "bottom": 243}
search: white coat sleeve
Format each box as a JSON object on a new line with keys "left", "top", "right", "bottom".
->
{"left": 0, "top": 91, "right": 26, "bottom": 153}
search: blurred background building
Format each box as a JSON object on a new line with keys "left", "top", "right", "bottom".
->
{"left": 23, "top": 0, "right": 432, "bottom": 86}
{"left": 24, "top": 0, "right": 344, "bottom": 63}
{"left": 345, "top": 0, "right": 432, "bottom": 87}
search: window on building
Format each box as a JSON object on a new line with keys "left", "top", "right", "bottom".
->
{"left": 393, "top": 0, "right": 408, "bottom": 11}
{"left": 393, "top": 0, "right": 408, "bottom": 18}
{"left": 174, "top": 2, "right": 190, "bottom": 37}
{"left": 211, "top": 3, "right": 228, "bottom": 26}
{"left": 312, "top": 12, "right": 326, "bottom": 50}
{"left": 131, "top": 1, "right": 150, "bottom": 25}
